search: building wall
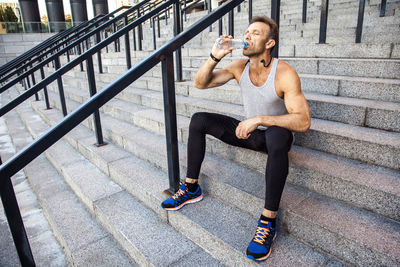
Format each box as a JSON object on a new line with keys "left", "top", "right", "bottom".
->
{"left": 0, "top": 33, "right": 56, "bottom": 66}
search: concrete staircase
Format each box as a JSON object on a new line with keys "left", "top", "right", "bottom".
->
{"left": 1, "top": 0, "right": 400, "bottom": 265}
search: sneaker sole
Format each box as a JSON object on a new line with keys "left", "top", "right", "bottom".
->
{"left": 163, "top": 194, "right": 203, "bottom": 211}
{"left": 247, "top": 248, "right": 272, "bottom": 261}
{"left": 247, "top": 232, "right": 277, "bottom": 261}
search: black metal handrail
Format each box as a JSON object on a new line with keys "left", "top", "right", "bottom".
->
{"left": 0, "top": 0, "right": 153, "bottom": 96}
{"left": 0, "top": 7, "right": 132, "bottom": 85}
{"left": 0, "top": 15, "right": 105, "bottom": 80}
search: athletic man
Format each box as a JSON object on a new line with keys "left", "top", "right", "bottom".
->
{"left": 161, "top": 16, "right": 311, "bottom": 261}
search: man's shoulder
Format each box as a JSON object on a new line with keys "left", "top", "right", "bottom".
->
{"left": 275, "top": 59, "right": 301, "bottom": 93}
{"left": 276, "top": 59, "right": 298, "bottom": 76}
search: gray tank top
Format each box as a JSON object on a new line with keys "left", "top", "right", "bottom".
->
{"left": 239, "top": 58, "right": 288, "bottom": 123}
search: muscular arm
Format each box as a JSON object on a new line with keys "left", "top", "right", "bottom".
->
{"left": 236, "top": 63, "right": 311, "bottom": 138}
{"left": 194, "top": 58, "right": 236, "bottom": 89}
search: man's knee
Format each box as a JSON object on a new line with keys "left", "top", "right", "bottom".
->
{"left": 265, "top": 126, "right": 293, "bottom": 153}
{"left": 189, "top": 112, "right": 209, "bottom": 133}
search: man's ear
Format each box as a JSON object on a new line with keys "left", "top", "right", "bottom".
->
{"left": 265, "top": 39, "right": 276, "bottom": 50}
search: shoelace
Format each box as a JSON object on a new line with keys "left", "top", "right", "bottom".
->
{"left": 253, "top": 225, "right": 271, "bottom": 245}
{"left": 172, "top": 185, "right": 187, "bottom": 200}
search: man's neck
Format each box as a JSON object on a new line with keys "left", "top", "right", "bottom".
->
{"left": 248, "top": 52, "right": 273, "bottom": 73}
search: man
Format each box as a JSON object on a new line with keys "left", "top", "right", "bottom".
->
{"left": 161, "top": 16, "right": 311, "bottom": 261}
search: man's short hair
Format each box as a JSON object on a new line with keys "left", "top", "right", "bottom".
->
{"left": 250, "top": 16, "right": 279, "bottom": 43}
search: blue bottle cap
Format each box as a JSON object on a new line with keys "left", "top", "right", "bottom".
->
{"left": 243, "top": 42, "right": 248, "bottom": 48}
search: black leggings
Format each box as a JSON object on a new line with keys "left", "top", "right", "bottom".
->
{"left": 187, "top": 112, "right": 293, "bottom": 211}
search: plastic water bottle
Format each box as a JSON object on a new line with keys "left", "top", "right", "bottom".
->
{"left": 216, "top": 38, "right": 248, "bottom": 49}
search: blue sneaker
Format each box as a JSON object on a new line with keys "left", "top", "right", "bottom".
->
{"left": 161, "top": 182, "right": 203, "bottom": 211}
{"left": 246, "top": 219, "right": 276, "bottom": 261}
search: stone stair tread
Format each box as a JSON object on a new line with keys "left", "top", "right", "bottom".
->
{"left": 4, "top": 104, "right": 136, "bottom": 266}
{"left": 0, "top": 113, "right": 67, "bottom": 266}
{"left": 15, "top": 95, "right": 220, "bottom": 266}
{"left": 287, "top": 190, "right": 400, "bottom": 265}
{"left": 309, "top": 118, "right": 400, "bottom": 146}
{"left": 28, "top": 95, "right": 400, "bottom": 265}
{"left": 300, "top": 73, "right": 400, "bottom": 84}
{"left": 305, "top": 92, "right": 400, "bottom": 111}
{"left": 290, "top": 145, "right": 400, "bottom": 197}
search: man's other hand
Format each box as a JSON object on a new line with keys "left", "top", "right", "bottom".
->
{"left": 236, "top": 117, "right": 260, "bottom": 139}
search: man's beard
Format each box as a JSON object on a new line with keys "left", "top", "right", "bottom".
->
{"left": 243, "top": 48, "right": 265, "bottom": 57}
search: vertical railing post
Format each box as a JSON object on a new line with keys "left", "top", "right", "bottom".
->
{"left": 96, "top": 31, "right": 103, "bottom": 73}
{"left": 54, "top": 57, "right": 67, "bottom": 116}
{"left": 356, "top": 0, "right": 365, "bottom": 43}
{"left": 208, "top": 0, "right": 212, "bottom": 32}
{"left": 86, "top": 56, "right": 105, "bottom": 146}
{"left": 271, "top": 0, "right": 280, "bottom": 58}
{"left": 228, "top": 9, "right": 234, "bottom": 37}
{"left": 161, "top": 54, "right": 180, "bottom": 194}
{"left": 0, "top": 157, "right": 35, "bottom": 267}
{"left": 248, "top": 0, "right": 252, "bottom": 23}
{"left": 174, "top": 0, "right": 183, "bottom": 81}
{"left": 124, "top": 16, "right": 132, "bottom": 69}
{"left": 157, "top": 16, "right": 161, "bottom": 37}
{"left": 77, "top": 43, "right": 84, "bottom": 71}
{"left": 319, "top": 0, "right": 329, "bottom": 44}
{"left": 184, "top": 0, "right": 187, "bottom": 21}
{"left": 133, "top": 27, "right": 137, "bottom": 51}
{"left": 302, "top": 0, "right": 307, "bottom": 23}
{"left": 25, "top": 68, "right": 31, "bottom": 90}
{"left": 152, "top": 17, "right": 157, "bottom": 50}
{"left": 113, "top": 22, "right": 118, "bottom": 52}
{"left": 66, "top": 48, "right": 70, "bottom": 62}
{"left": 218, "top": 1, "right": 223, "bottom": 36}
{"left": 104, "top": 29, "right": 109, "bottom": 53}
{"left": 380, "top": 0, "right": 387, "bottom": 16}
{"left": 30, "top": 72, "right": 39, "bottom": 101}
{"left": 137, "top": 9, "right": 143, "bottom": 51}
{"left": 39, "top": 65, "right": 51, "bottom": 110}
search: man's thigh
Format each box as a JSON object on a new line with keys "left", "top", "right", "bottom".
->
{"left": 196, "top": 112, "right": 267, "bottom": 152}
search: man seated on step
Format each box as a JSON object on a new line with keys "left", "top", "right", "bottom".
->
{"left": 161, "top": 16, "right": 311, "bottom": 261}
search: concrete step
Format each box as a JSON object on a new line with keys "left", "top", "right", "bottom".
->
{"left": 2, "top": 92, "right": 135, "bottom": 266}
{"left": 26, "top": 90, "right": 400, "bottom": 266}
{"left": 39, "top": 86, "right": 400, "bottom": 222}
{"left": 11, "top": 90, "right": 222, "bottom": 266}
{"left": 10, "top": 88, "right": 344, "bottom": 266}
{"left": 0, "top": 110, "right": 67, "bottom": 266}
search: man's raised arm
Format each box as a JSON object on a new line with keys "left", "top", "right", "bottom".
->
{"left": 194, "top": 35, "right": 237, "bottom": 89}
